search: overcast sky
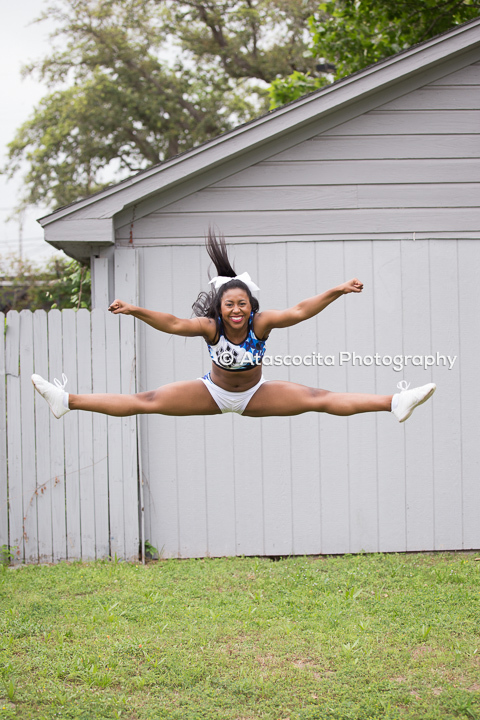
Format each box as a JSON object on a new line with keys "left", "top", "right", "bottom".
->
{"left": 1, "top": 1, "right": 62, "bottom": 263}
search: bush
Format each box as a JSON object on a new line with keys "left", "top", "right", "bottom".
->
{"left": 0, "top": 254, "right": 91, "bottom": 312}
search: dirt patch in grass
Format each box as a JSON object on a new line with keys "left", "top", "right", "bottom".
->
{"left": 291, "top": 658, "right": 316, "bottom": 669}
{"left": 412, "top": 645, "right": 434, "bottom": 659}
{"left": 312, "top": 670, "right": 336, "bottom": 680}
{"left": 255, "top": 654, "right": 277, "bottom": 667}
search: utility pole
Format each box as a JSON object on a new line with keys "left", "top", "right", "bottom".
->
{"left": 18, "top": 208, "right": 25, "bottom": 261}
{"left": 0, "top": 206, "right": 26, "bottom": 259}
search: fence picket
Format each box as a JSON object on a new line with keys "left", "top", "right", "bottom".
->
{"left": 6, "top": 312, "right": 23, "bottom": 563}
{"left": 62, "top": 309, "right": 81, "bottom": 560}
{"left": 91, "top": 309, "right": 109, "bottom": 559}
{"left": 120, "top": 315, "right": 138, "bottom": 561}
{"left": 20, "top": 312, "right": 38, "bottom": 563}
{"left": 48, "top": 310, "right": 67, "bottom": 562}
{"left": 33, "top": 310, "right": 53, "bottom": 563}
{"left": 0, "top": 313, "right": 8, "bottom": 551}
{"left": 105, "top": 312, "right": 124, "bottom": 559}
{"left": 77, "top": 309, "right": 95, "bottom": 561}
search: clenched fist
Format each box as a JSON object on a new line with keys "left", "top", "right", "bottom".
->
{"left": 108, "top": 299, "right": 132, "bottom": 314}
{"left": 340, "top": 278, "right": 363, "bottom": 294}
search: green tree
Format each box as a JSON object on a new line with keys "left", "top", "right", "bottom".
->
{"left": 270, "top": 0, "right": 480, "bottom": 108}
{"left": 0, "top": 255, "right": 91, "bottom": 313}
{"left": 4, "top": 0, "right": 321, "bottom": 210}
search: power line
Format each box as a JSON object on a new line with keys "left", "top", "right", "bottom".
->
{"left": 1, "top": 237, "right": 50, "bottom": 243}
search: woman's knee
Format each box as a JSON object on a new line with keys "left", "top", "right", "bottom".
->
{"left": 290, "top": 386, "right": 331, "bottom": 413}
{"left": 309, "top": 387, "right": 332, "bottom": 412}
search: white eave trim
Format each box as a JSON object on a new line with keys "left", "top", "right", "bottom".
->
{"left": 38, "top": 16, "right": 480, "bottom": 228}
{"left": 43, "top": 218, "right": 114, "bottom": 245}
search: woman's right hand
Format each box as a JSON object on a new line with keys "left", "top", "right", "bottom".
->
{"left": 108, "top": 299, "right": 132, "bottom": 314}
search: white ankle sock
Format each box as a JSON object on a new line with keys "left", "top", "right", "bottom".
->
{"left": 391, "top": 394, "right": 399, "bottom": 412}
{"left": 63, "top": 392, "right": 69, "bottom": 409}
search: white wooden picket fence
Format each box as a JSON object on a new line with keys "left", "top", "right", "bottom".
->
{"left": 0, "top": 309, "right": 139, "bottom": 564}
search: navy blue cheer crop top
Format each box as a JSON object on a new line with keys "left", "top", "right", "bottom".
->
{"left": 206, "top": 311, "right": 267, "bottom": 371}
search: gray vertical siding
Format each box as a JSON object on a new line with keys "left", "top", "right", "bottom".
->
{"left": 137, "top": 239, "right": 474, "bottom": 557}
{"left": 118, "top": 58, "right": 480, "bottom": 557}
{"left": 458, "top": 241, "right": 480, "bottom": 549}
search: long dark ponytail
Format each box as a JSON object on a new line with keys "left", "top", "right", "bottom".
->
{"left": 192, "top": 228, "right": 259, "bottom": 322}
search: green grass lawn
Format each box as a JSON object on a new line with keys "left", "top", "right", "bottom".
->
{"left": 0, "top": 552, "right": 479, "bottom": 720}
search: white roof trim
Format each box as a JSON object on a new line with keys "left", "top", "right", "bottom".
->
{"left": 39, "top": 16, "right": 480, "bottom": 227}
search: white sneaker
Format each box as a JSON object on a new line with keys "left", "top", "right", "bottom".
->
{"left": 31, "top": 373, "right": 70, "bottom": 419}
{"left": 392, "top": 381, "right": 436, "bottom": 423}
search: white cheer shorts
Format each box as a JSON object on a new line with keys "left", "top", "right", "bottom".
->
{"left": 199, "top": 373, "right": 266, "bottom": 414}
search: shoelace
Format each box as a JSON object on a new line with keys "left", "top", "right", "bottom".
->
{"left": 53, "top": 373, "right": 68, "bottom": 391}
{"left": 397, "top": 380, "right": 410, "bottom": 392}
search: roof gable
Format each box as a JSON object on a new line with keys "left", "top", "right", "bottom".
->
{"left": 39, "top": 15, "right": 480, "bottom": 237}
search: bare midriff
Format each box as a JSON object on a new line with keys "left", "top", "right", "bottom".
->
{"left": 209, "top": 362, "right": 263, "bottom": 392}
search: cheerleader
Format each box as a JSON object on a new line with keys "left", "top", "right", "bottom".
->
{"left": 32, "top": 230, "right": 435, "bottom": 422}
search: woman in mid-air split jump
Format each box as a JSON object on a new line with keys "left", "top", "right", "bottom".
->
{"left": 32, "top": 231, "right": 436, "bottom": 422}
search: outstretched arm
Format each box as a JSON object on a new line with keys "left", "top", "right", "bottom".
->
{"left": 254, "top": 279, "right": 363, "bottom": 336}
{"left": 108, "top": 300, "right": 214, "bottom": 339}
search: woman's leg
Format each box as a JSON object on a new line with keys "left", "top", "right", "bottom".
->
{"left": 243, "top": 381, "right": 392, "bottom": 418}
{"left": 69, "top": 380, "right": 221, "bottom": 417}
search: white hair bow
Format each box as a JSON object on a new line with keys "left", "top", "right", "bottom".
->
{"left": 209, "top": 271, "right": 260, "bottom": 293}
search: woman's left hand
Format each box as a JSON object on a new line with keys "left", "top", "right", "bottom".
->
{"left": 341, "top": 278, "right": 363, "bottom": 294}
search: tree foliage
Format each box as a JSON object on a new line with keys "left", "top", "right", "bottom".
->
{"left": 270, "top": 0, "right": 480, "bottom": 108}
{"left": 4, "top": 0, "right": 320, "bottom": 209}
{"left": 0, "top": 255, "right": 91, "bottom": 313}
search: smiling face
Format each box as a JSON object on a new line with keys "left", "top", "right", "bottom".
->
{"left": 220, "top": 288, "right": 252, "bottom": 333}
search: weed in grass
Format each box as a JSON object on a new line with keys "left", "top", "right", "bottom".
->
{"left": 419, "top": 624, "right": 432, "bottom": 642}
{"left": 144, "top": 540, "right": 159, "bottom": 560}
{"left": 53, "top": 689, "right": 68, "bottom": 705}
{"left": 3, "top": 679, "right": 15, "bottom": 702}
{"left": 344, "top": 585, "right": 362, "bottom": 600}
{"left": 341, "top": 638, "right": 361, "bottom": 662}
